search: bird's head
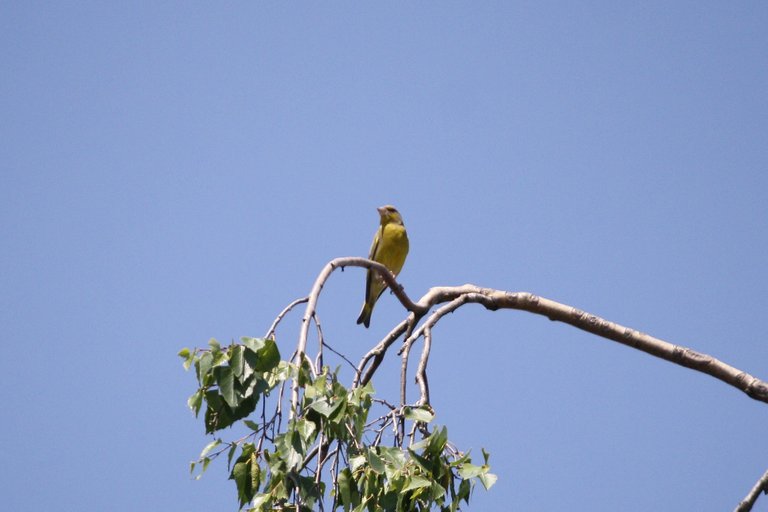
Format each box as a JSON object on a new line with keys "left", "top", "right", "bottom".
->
{"left": 377, "top": 205, "right": 404, "bottom": 225}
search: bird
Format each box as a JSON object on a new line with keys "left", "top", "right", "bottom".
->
{"left": 356, "top": 205, "right": 409, "bottom": 328}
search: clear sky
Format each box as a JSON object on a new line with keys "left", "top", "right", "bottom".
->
{"left": 2, "top": 2, "right": 767, "bottom": 511}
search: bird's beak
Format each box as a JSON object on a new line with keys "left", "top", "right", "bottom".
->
{"left": 377, "top": 206, "right": 386, "bottom": 215}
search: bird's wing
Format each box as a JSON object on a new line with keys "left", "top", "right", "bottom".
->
{"left": 364, "top": 225, "right": 383, "bottom": 302}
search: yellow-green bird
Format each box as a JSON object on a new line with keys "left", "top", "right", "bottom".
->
{"left": 356, "top": 205, "right": 409, "bottom": 328}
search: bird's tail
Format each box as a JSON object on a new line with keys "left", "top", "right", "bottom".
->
{"left": 356, "top": 303, "right": 372, "bottom": 328}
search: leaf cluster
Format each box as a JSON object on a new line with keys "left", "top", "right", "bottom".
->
{"left": 181, "top": 337, "right": 282, "bottom": 433}
{"left": 180, "top": 338, "right": 495, "bottom": 511}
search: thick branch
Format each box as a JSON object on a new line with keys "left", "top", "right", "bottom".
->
{"left": 290, "top": 260, "right": 768, "bottom": 409}
{"left": 415, "top": 285, "right": 768, "bottom": 404}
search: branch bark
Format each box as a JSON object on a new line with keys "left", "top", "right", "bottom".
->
{"left": 293, "top": 258, "right": 768, "bottom": 414}
{"left": 416, "top": 285, "right": 768, "bottom": 404}
{"left": 734, "top": 469, "right": 768, "bottom": 512}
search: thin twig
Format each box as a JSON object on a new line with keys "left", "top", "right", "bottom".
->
{"left": 372, "top": 397, "right": 398, "bottom": 410}
{"left": 366, "top": 412, "right": 394, "bottom": 430}
{"left": 276, "top": 379, "right": 287, "bottom": 434}
{"left": 265, "top": 297, "right": 309, "bottom": 339}
{"left": 330, "top": 445, "right": 341, "bottom": 512}
{"left": 313, "top": 311, "right": 325, "bottom": 371}
{"left": 315, "top": 425, "right": 325, "bottom": 485}
{"left": 322, "top": 340, "right": 359, "bottom": 373}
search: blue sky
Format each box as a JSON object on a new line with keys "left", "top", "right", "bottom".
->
{"left": 2, "top": 2, "right": 768, "bottom": 511}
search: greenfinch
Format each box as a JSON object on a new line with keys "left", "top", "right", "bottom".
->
{"left": 356, "top": 205, "right": 409, "bottom": 328}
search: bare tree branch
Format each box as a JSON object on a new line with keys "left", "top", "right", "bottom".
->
{"left": 265, "top": 296, "right": 309, "bottom": 340}
{"left": 291, "top": 259, "right": 768, "bottom": 416}
{"left": 354, "top": 317, "right": 409, "bottom": 388}
{"left": 414, "top": 325, "right": 432, "bottom": 406}
{"left": 415, "top": 285, "right": 768, "bottom": 404}
{"left": 734, "top": 469, "right": 768, "bottom": 512}
{"left": 321, "top": 339, "right": 358, "bottom": 373}
{"left": 312, "top": 312, "right": 325, "bottom": 370}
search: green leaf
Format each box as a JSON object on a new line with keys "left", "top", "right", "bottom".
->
{"left": 429, "top": 480, "right": 446, "bottom": 500}
{"left": 295, "top": 418, "right": 317, "bottom": 444}
{"left": 229, "top": 444, "right": 258, "bottom": 507}
{"left": 243, "top": 420, "right": 261, "bottom": 431}
{"left": 457, "top": 478, "right": 472, "bottom": 505}
{"left": 267, "top": 471, "right": 289, "bottom": 501}
{"left": 196, "top": 352, "right": 213, "bottom": 383}
{"left": 208, "top": 338, "right": 221, "bottom": 353}
{"left": 403, "top": 406, "right": 434, "bottom": 423}
{"left": 403, "top": 475, "right": 432, "bottom": 492}
{"left": 241, "top": 336, "right": 267, "bottom": 352}
{"left": 295, "top": 474, "right": 323, "bottom": 507}
{"left": 378, "top": 446, "right": 406, "bottom": 470}
{"left": 458, "top": 463, "right": 484, "bottom": 479}
{"left": 385, "top": 488, "right": 402, "bottom": 510}
{"left": 242, "top": 374, "right": 270, "bottom": 400}
{"left": 204, "top": 391, "right": 257, "bottom": 433}
{"left": 367, "top": 449, "right": 386, "bottom": 475}
{"left": 448, "top": 451, "right": 471, "bottom": 468}
{"left": 350, "top": 455, "right": 366, "bottom": 473}
{"left": 411, "top": 425, "right": 448, "bottom": 457}
{"left": 251, "top": 494, "right": 270, "bottom": 509}
{"left": 227, "top": 443, "right": 238, "bottom": 468}
{"left": 229, "top": 345, "right": 244, "bottom": 379}
{"left": 407, "top": 448, "right": 433, "bottom": 474}
{"left": 298, "top": 359, "right": 312, "bottom": 387}
{"left": 178, "top": 348, "right": 194, "bottom": 370}
{"left": 427, "top": 426, "right": 448, "bottom": 456}
{"left": 308, "top": 397, "right": 334, "bottom": 417}
{"left": 187, "top": 389, "right": 204, "bottom": 415}
{"left": 250, "top": 457, "right": 261, "bottom": 492}
{"left": 478, "top": 471, "right": 497, "bottom": 490}
{"left": 242, "top": 338, "right": 281, "bottom": 376}
{"left": 231, "top": 460, "right": 252, "bottom": 506}
{"left": 308, "top": 396, "right": 345, "bottom": 421}
{"left": 482, "top": 447, "right": 491, "bottom": 465}
{"left": 337, "top": 467, "right": 357, "bottom": 511}
{"left": 274, "top": 429, "right": 304, "bottom": 470}
{"left": 199, "top": 438, "right": 221, "bottom": 458}
{"left": 255, "top": 338, "right": 280, "bottom": 372}
{"left": 214, "top": 366, "right": 238, "bottom": 408}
